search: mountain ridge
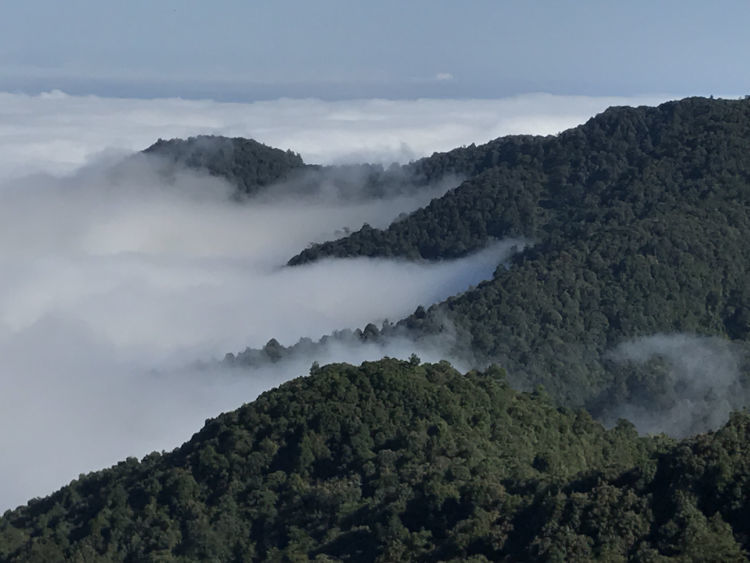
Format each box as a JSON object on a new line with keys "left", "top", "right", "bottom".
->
{"left": 2, "top": 358, "right": 749, "bottom": 560}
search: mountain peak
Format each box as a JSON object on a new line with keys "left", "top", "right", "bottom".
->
{"left": 143, "top": 135, "right": 306, "bottom": 194}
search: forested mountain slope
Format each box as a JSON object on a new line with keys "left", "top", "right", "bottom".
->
{"left": 278, "top": 97, "right": 750, "bottom": 412}
{"left": 142, "top": 136, "right": 307, "bottom": 194}
{"left": 289, "top": 97, "right": 750, "bottom": 263}
{"left": 3, "top": 359, "right": 750, "bottom": 561}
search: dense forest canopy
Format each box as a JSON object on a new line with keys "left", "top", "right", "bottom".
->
{"left": 2, "top": 359, "right": 750, "bottom": 561}
{"left": 143, "top": 136, "right": 306, "bottom": 195}
{"left": 289, "top": 97, "right": 750, "bottom": 264}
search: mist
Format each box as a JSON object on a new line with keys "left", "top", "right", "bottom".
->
{"left": 0, "top": 91, "right": 671, "bottom": 181}
{"left": 603, "top": 334, "right": 750, "bottom": 438}
{"left": 0, "top": 148, "right": 519, "bottom": 511}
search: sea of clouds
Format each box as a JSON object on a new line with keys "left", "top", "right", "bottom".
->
{"left": 0, "top": 91, "right": 670, "bottom": 179}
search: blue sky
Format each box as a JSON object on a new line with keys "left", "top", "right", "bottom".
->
{"left": 1, "top": 0, "right": 748, "bottom": 100}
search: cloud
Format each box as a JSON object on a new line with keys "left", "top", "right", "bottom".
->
{"left": 435, "top": 72, "right": 454, "bottom": 81}
{"left": 0, "top": 91, "right": 672, "bottom": 180}
{"left": 602, "top": 334, "right": 750, "bottom": 438}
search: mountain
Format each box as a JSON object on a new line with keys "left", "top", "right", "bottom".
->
{"left": 278, "top": 97, "right": 750, "bottom": 414}
{"left": 289, "top": 97, "right": 750, "bottom": 264}
{"left": 3, "top": 358, "right": 750, "bottom": 561}
{"left": 142, "top": 136, "right": 307, "bottom": 195}
{"left": 141, "top": 134, "right": 505, "bottom": 201}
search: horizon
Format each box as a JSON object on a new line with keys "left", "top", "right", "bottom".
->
{"left": 2, "top": 2, "right": 748, "bottom": 101}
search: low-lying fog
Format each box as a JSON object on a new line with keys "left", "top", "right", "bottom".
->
{"left": 0, "top": 148, "right": 517, "bottom": 511}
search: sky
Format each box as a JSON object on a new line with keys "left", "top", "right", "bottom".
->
{"left": 1, "top": 1, "right": 748, "bottom": 100}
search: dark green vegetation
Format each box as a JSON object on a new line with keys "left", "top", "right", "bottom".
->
{"left": 3, "top": 359, "right": 750, "bottom": 561}
{"left": 289, "top": 97, "right": 750, "bottom": 264}
{"left": 143, "top": 136, "right": 306, "bottom": 195}
{"left": 287, "top": 97, "right": 750, "bottom": 412}
{"left": 143, "top": 135, "right": 468, "bottom": 201}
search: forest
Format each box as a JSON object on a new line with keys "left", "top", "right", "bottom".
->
{"left": 3, "top": 96, "right": 750, "bottom": 560}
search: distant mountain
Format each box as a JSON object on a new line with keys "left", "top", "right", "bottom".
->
{"left": 282, "top": 97, "right": 750, "bottom": 413}
{"left": 142, "top": 135, "right": 307, "bottom": 195}
{"left": 141, "top": 134, "right": 504, "bottom": 201}
{"left": 3, "top": 359, "right": 750, "bottom": 561}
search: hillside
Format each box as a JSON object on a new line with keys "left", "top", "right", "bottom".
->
{"left": 278, "top": 97, "right": 750, "bottom": 413}
{"left": 141, "top": 133, "right": 507, "bottom": 200}
{"left": 289, "top": 97, "right": 750, "bottom": 264}
{"left": 143, "top": 136, "right": 307, "bottom": 195}
{"left": 4, "top": 359, "right": 750, "bottom": 561}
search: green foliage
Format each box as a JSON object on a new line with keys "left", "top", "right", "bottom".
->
{"left": 290, "top": 97, "right": 750, "bottom": 264}
{"left": 0, "top": 359, "right": 667, "bottom": 561}
{"left": 143, "top": 135, "right": 305, "bottom": 195}
{"left": 287, "top": 97, "right": 750, "bottom": 410}
{"left": 2, "top": 359, "right": 750, "bottom": 560}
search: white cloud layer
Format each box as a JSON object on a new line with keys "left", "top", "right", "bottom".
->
{"left": 0, "top": 90, "right": 671, "bottom": 179}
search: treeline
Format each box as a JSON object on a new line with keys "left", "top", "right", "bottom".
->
{"left": 3, "top": 359, "right": 750, "bottom": 561}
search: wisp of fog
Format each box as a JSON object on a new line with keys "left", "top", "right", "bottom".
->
{"left": 0, "top": 150, "right": 517, "bottom": 511}
{"left": 603, "top": 334, "right": 750, "bottom": 438}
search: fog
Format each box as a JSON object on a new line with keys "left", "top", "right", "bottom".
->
{"left": 603, "top": 334, "right": 750, "bottom": 438}
{"left": 0, "top": 91, "right": 670, "bottom": 180}
{"left": 0, "top": 145, "right": 520, "bottom": 510}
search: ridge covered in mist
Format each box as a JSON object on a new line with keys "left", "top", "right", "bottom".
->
{"left": 142, "top": 131, "right": 510, "bottom": 203}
